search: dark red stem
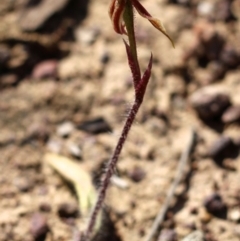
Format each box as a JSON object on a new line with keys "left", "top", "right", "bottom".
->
{"left": 83, "top": 97, "right": 143, "bottom": 241}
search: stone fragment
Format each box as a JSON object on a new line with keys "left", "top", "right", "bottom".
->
{"left": 77, "top": 117, "right": 112, "bottom": 134}
{"left": 158, "top": 229, "right": 177, "bottom": 241}
{"left": 68, "top": 143, "right": 82, "bottom": 159}
{"left": 30, "top": 213, "right": 49, "bottom": 240}
{"left": 128, "top": 166, "right": 146, "bottom": 183}
{"left": 197, "top": 2, "right": 214, "bottom": 17}
{"left": 32, "top": 60, "right": 58, "bottom": 79}
{"left": 228, "top": 207, "right": 240, "bottom": 222}
{"left": 19, "top": 0, "right": 70, "bottom": 31}
{"left": 221, "top": 106, "right": 240, "bottom": 123}
{"left": 14, "top": 177, "right": 33, "bottom": 192}
{"left": 181, "top": 230, "right": 204, "bottom": 241}
{"left": 203, "top": 193, "right": 227, "bottom": 218}
{"left": 57, "top": 122, "right": 74, "bottom": 137}
{"left": 214, "top": 0, "right": 234, "bottom": 21}
{"left": 220, "top": 45, "right": 240, "bottom": 68}
{"left": 208, "top": 136, "right": 238, "bottom": 163}
{"left": 190, "top": 87, "right": 230, "bottom": 120}
{"left": 58, "top": 203, "right": 79, "bottom": 218}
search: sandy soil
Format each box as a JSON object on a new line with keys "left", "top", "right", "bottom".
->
{"left": 0, "top": 0, "right": 240, "bottom": 240}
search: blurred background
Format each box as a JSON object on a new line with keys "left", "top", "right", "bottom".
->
{"left": 0, "top": 0, "right": 240, "bottom": 240}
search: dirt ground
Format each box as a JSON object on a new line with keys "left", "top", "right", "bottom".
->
{"left": 1, "top": 0, "right": 240, "bottom": 240}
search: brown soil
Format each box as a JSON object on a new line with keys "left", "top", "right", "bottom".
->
{"left": 1, "top": 0, "right": 240, "bottom": 241}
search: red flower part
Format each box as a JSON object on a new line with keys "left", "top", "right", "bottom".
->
{"left": 109, "top": 0, "right": 174, "bottom": 46}
{"left": 109, "top": 0, "right": 126, "bottom": 34}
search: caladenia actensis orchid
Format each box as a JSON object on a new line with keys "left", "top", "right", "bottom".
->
{"left": 82, "top": 1, "right": 173, "bottom": 240}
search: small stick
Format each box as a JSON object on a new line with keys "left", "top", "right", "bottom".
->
{"left": 144, "top": 128, "right": 196, "bottom": 241}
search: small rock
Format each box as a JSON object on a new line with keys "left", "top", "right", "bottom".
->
{"left": 201, "top": 31, "right": 225, "bottom": 62}
{"left": 27, "top": 122, "right": 50, "bottom": 143}
{"left": 228, "top": 207, "right": 240, "bottom": 222}
{"left": 181, "top": 230, "right": 204, "bottom": 241}
{"left": 77, "top": 117, "right": 112, "bottom": 134}
{"left": 158, "top": 229, "right": 177, "bottom": 241}
{"left": 220, "top": 46, "right": 240, "bottom": 68}
{"left": 203, "top": 193, "right": 227, "bottom": 218}
{"left": 207, "top": 61, "right": 226, "bottom": 82}
{"left": 32, "top": 60, "right": 58, "bottom": 79}
{"left": 14, "top": 177, "right": 33, "bottom": 192}
{"left": 198, "top": 207, "right": 212, "bottom": 223}
{"left": 30, "top": 213, "right": 49, "bottom": 240}
{"left": 111, "top": 175, "right": 129, "bottom": 189}
{"left": 208, "top": 136, "right": 238, "bottom": 163}
{"left": 221, "top": 106, "right": 240, "bottom": 123}
{"left": 197, "top": 2, "right": 214, "bottom": 17}
{"left": 46, "top": 139, "right": 62, "bottom": 153}
{"left": 57, "top": 122, "right": 74, "bottom": 137}
{"left": 19, "top": 0, "right": 70, "bottom": 31}
{"left": 39, "top": 203, "right": 51, "bottom": 212}
{"left": 68, "top": 143, "right": 82, "bottom": 159}
{"left": 58, "top": 203, "right": 79, "bottom": 218}
{"left": 190, "top": 87, "right": 230, "bottom": 120}
{"left": 128, "top": 166, "right": 146, "bottom": 183}
{"left": 75, "top": 28, "right": 100, "bottom": 45}
{"left": 208, "top": 136, "right": 232, "bottom": 157}
{"left": 100, "top": 51, "right": 110, "bottom": 64}
{"left": 213, "top": 0, "right": 234, "bottom": 21}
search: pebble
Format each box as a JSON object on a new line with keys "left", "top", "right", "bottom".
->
{"left": 68, "top": 143, "right": 82, "bottom": 159}
{"left": 197, "top": 2, "right": 214, "bottom": 17}
{"left": 181, "top": 230, "right": 204, "bottom": 241}
{"left": 77, "top": 117, "right": 112, "bottom": 134}
{"left": 32, "top": 60, "right": 58, "bottom": 79}
{"left": 208, "top": 136, "right": 232, "bottom": 157}
{"left": 208, "top": 136, "right": 237, "bottom": 163}
{"left": 220, "top": 45, "right": 240, "bottom": 68}
{"left": 228, "top": 207, "right": 240, "bottom": 222}
{"left": 100, "top": 51, "right": 110, "bottom": 64}
{"left": 190, "top": 87, "right": 230, "bottom": 120}
{"left": 207, "top": 61, "right": 226, "bottom": 82}
{"left": 75, "top": 28, "right": 100, "bottom": 45}
{"left": 39, "top": 203, "right": 51, "bottom": 212}
{"left": 221, "top": 106, "right": 240, "bottom": 123}
{"left": 198, "top": 207, "right": 212, "bottom": 223}
{"left": 158, "top": 229, "right": 177, "bottom": 241}
{"left": 214, "top": 0, "right": 233, "bottom": 21}
{"left": 57, "top": 121, "right": 74, "bottom": 137}
{"left": 128, "top": 166, "right": 146, "bottom": 183}
{"left": 27, "top": 122, "right": 50, "bottom": 143}
{"left": 203, "top": 193, "right": 227, "bottom": 218}
{"left": 111, "top": 175, "right": 129, "bottom": 189}
{"left": 13, "top": 177, "right": 33, "bottom": 192}
{"left": 46, "top": 139, "right": 62, "bottom": 153}
{"left": 205, "top": 35, "right": 225, "bottom": 62}
{"left": 30, "top": 213, "right": 49, "bottom": 240}
{"left": 19, "top": 0, "right": 70, "bottom": 31}
{"left": 58, "top": 203, "right": 79, "bottom": 218}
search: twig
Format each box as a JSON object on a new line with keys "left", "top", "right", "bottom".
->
{"left": 144, "top": 128, "right": 196, "bottom": 241}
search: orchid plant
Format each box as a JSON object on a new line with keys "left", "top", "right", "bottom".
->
{"left": 82, "top": 0, "right": 173, "bottom": 240}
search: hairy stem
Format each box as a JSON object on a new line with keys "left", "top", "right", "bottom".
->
{"left": 83, "top": 98, "right": 142, "bottom": 241}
